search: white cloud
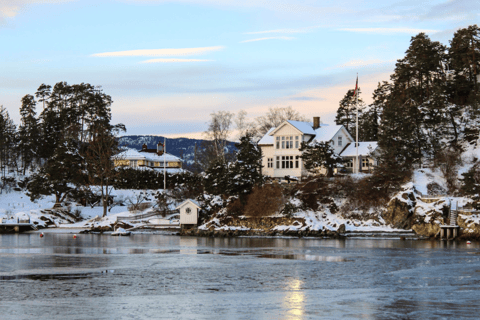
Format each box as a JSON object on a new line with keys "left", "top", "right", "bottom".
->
{"left": 244, "top": 26, "right": 320, "bottom": 34}
{"left": 141, "top": 58, "right": 214, "bottom": 63}
{"left": 0, "top": 0, "right": 72, "bottom": 19}
{"left": 328, "top": 59, "right": 396, "bottom": 69}
{"left": 240, "top": 36, "right": 294, "bottom": 43}
{"left": 91, "top": 46, "right": 224, "bottom": 57}
{"left": 339, "top": 27, "right": 439, "bottom": 34}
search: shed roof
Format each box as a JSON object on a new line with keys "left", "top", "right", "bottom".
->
{"left": 176, "top": 199, "right": 201, "bottom": 210}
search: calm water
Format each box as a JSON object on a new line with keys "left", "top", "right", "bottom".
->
{"left": 0, "top": 232, "right": 479, "bottom": 320}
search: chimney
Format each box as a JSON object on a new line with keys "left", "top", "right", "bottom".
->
{"left": 142, "top": 143, "right": 147, "bottom": 151}
{"left": 157, "top": 142, "right": 164, "bottom": 155}
{"left": 313, "top": 117, "right": 320, "bottom": 130}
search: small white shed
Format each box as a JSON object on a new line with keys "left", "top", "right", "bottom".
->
{"left": 176, "top": 199, "right": 201, "bottom": 228}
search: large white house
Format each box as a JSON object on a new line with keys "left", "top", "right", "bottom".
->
{"left": 258, "top": 117, "right": 378, "bottom": 179}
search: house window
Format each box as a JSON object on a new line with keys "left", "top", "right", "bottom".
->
{"left": 276, "top": 137, "right": 280, "bottom": 149}
{"left": 362, "top": 158, "right": 369, "bottom": 168}
{"left": 281, "top": 136, "right": 285, "bottom": 149}
{"left": 276, "top": 156, "right": 280, "bottom": 169}
{"left": 267, "top": 158, "right": 273, "bottom": 168}
{"left": 281, "top": 156, "right": 294, "bottom": 169}
{"left": 338, "top": 136, "right": 342, "bottom": 146}
{"left": 295, "top": 136, "right": 299, "bottom": 148}
{"left": 295, "top": 156, "right": 299, "bottom": 168}
{"left": 130, "top": 160, "right": 137, "bottom": 167}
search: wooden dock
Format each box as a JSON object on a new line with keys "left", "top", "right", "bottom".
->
{"left": 440, "top": 201, "right": 459, "bottom": 240}
{"left": 0, "top": 218, "right": 37, "bottom": 233}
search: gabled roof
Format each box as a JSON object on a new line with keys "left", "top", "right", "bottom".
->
{"left": 286, "top": 120, "right": 317, "bottom": 135}
{"left": 258, "top": 127, "right": 275, "bottom": 145}
{"left": 176, "top": 199, "right": 201, "bottom": 210}
{"left": 340, "top": 142, "right": 378, "bottom": 157}
{"left": 269, "top": 120, "right": 316, "bottom": 136}
{"left": 313, "top": 125, "right": 346, "bottom": 143}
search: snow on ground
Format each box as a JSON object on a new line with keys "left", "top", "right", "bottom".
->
{"left": 0, "top": 188, "right": 176, "bottom": 231}
{"left": 412, "top": 168, "right": 446, "bottom": 195}
{"left": 273, "top": 209, "right": 406, "bottom": 233}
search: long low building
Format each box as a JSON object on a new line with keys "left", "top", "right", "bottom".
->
{"left": 114, "top": 143, "right": 184, "bottom": 173}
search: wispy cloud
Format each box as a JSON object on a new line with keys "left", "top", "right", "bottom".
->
{"left": 328, "top": 59, "right": 396, "bottom": 69}
{"left": 91, "top": 46, "right": 224, "bottom": 57}
{"left": 1, "top": 0, "right": 72, "bottom": 20}
{"left": 241, "top": 36, "right": 294, "bottom": 43}
{"left": 339, "top": 27, "right": 439, "bottom": 34}
{"left": 141, "top": 58, "right": 213, "bottom": 63}
{"left": 245, "top": 26, "right": 320, "bottom": 34}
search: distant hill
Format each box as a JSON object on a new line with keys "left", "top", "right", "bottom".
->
{"left": 118, "top": 135, "right": 237, "bottom": 166}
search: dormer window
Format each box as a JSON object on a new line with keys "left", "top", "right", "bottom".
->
{"left": 338, "top": 136, "right": 342, "bottom": 146}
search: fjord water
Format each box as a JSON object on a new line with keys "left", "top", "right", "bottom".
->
{"left": 0, "top": 233, "right": 479, "bottom": 320}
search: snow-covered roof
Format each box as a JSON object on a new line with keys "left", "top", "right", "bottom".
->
{"left": 258, "top": 127, "right": 275, "bottom": 145}
{"left": 116, "top": 148, "right": 147, "bottom": 160}
{"left": 269, "top": 120, "right": 317, "bottom": 136}
{"left": 116, "top": 148, "right": 182, "bottom": 162}
{"left": 286, "top": 120, "right": 317, "bottom": 135}
{"left": 340, "top": 142, "right": 378, "bottom": 157}
{"left": 140, "top": 151, "right": 182, "bottom": 162}
{"left": 313, "top": 125, "right": 344, "bottom": 143}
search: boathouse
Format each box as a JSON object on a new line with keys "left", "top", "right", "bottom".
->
{"left": 176, "top": 199, "right": 201, "bottom": 230}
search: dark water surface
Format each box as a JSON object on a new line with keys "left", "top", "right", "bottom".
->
{"left": 0, "top": 233, "right": 479, "bottom": 319}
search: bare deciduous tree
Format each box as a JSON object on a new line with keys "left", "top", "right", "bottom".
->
{"left": 204, "top": 111, "right": 234, "bottom": 163}
{"left": 255, "top": 106, "right": 307, "bottom": 137}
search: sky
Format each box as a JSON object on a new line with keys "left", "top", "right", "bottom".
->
{"left": 1, "top": 0, "right": 479, "bottom": 138}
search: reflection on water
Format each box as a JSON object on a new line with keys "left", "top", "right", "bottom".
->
{"left": 259, "top": 253, "right": 349, "bottom": 262}
{"left": 284, "top": 278, "right": 305, "bottom": 320}
{"left": 0, "top": 233, "right": 479, "bottom": 320}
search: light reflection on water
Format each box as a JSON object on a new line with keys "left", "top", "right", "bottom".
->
{"left": 0, "top": 233, "right": 479, "bottom": 320}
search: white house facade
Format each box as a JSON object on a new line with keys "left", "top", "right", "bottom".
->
{"left": 259, "top": 117, "right": 378, "bottom": 179}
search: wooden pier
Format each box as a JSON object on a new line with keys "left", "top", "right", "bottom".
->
{"left": 440, "top": 201, "right": 459, "bottom": 240}
{"left": 0, "top": 218, "right": 37, "bottom": 233}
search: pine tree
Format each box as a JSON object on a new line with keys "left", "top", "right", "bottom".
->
{"left": 27, "top": 138, "right": 86, "bottom": 206}
{"left": 335, "top": 88, "right": 365, "bottom": 135}
{"left": 0, "top": 106, "right": 17, "bottom": 182}
{"left": 228, "top": 134, "right": 264, "bottom": 201}
{"left": 299, "top": 141, "right": 343, "bottom": 177}
{"left": 18, "top": 95, "right": 40, "bottom": 174}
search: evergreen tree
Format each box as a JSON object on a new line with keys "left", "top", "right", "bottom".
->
{"left": 18, "top": 94, "right": 40, "bottom": 174}
{"left": 299, "top": 141, "right": 343, "bottom": 177}
{"left": 335, "top": 88, "right": 365, "bottom": 135}
{"left": 449, "top": 25, "right": 480, "bottom": 105}
{"left": 27, "top": 138, "right": 86, "bottom": 206}
{"left": 0, "top": 106, "right": 17, "bottom": 182}
{"left": 228, "top": 134, "right": 264, "bottom": 201}
{"left": 203, "top": 159, "right": 230, "bottom": 196}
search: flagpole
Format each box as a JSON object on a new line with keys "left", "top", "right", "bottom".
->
{"left": 355, "top": 73, "right": 359, "bottom": 174}
{"left": 164, "top": 137, "right": 166, "bottom": 190}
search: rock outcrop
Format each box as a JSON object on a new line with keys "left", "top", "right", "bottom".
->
{"left": 383, "top": 186, "right": 417, "bottom": 229}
